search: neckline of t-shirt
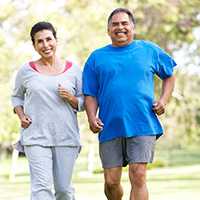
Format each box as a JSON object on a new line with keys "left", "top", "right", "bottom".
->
{"left": 107, "top": 40, "right": 138, "bottom": 51}
{"left": 28, "top": 60, "right": 72, "bottom": 76}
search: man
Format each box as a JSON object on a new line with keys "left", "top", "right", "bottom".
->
{"left": 83, "top": 8, "right": 176, "bottom": 200}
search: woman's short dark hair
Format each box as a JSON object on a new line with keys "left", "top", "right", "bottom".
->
{"left": 107, "top": 8, "right": 135, "bottom": 26}
{"left": 30, "top": 21, "right": 57, "bottom": 44}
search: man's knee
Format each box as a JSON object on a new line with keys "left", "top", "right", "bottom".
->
{"left": 104, "top": 180, "right": 123, "bottom": 200}
{"left": 105, "top": 179, "right": 121, "bottom": 190}
{"left": 129, "top": 164, "right": 147, "bottom": 188}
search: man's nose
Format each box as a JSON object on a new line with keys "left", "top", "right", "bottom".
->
{"left": 118, "top": 23, "right": 123, "bottom": 29}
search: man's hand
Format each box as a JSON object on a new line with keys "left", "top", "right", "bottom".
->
{"left": 88, "top": 117, "right": 104, "bottom": 133}
{"left": 153, "top": 75, "right": 175, "bottom": 116}
{"left": 152, "top": 100, "right": 166, "bottom": 116}
{"left": 19, "top": 114, "right": 32, "bottom": 128}
{"left": 84, "top": 96, "right": 102, "bottom": 133}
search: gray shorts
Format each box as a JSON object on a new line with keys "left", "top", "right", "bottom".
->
{"left": 99, "top": 136, "right": 156, "bottom": 168}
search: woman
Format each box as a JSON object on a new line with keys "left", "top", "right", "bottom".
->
{"left": 11, "top": 21, "right": 84, "bottom": 200}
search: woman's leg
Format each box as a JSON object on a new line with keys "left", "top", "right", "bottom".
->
{"left": 24, "top": 145, "right": 55, "bottom": 200}
{"left": 52, "top": 146, "right": 79, "bottom": 200}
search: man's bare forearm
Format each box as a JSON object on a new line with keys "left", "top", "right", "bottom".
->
{"left": 84, "top": 96, "right": 104, "bottom": 133}
{"left": 84, "top": 96, "right": 98, "bottom": 120}
{"left": 153, "top": 75, "right": 175, "bottom": 115}
{"left": 160, "top": 75, "right": 175, "bottom": 104}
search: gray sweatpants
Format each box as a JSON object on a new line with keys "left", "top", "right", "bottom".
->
{"left": 24, "top": 145, "right": 79, "bottom": 200}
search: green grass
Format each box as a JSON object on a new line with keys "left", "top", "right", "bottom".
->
{"left": 1, "top": 164, "right": 200, "bottom": 200}
{"left": 0, "top": 148, "right": 200, "bottom": 200}
{"left": 153, "top": 147, "right": 200, "bottom": 167}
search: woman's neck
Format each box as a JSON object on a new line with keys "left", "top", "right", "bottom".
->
{"left": 39, "top": 56, "right": 58, "bottom": 68}
{"left": 35, "top": 56, "right": 65, "bottom": 75}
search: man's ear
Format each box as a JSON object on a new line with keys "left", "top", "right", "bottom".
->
{"left": 107, "top": 27, "right": 111, "bottom": 37}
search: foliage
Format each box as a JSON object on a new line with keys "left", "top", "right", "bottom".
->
{"left": 163, "top": 71, "right": 200, "bottom": 146}
{"left": 0, "top": 0, "right": 200, "bottom": 153}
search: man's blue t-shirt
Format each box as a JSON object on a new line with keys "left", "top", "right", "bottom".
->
{"left": 83, "top": 40, "right": 176, "bottom": 143}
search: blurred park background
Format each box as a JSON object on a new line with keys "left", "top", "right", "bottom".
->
{"left": 0, "top": 0, "right": 200, "bottom": 199}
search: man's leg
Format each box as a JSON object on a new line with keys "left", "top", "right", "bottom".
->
{"left": 126, "top": 136, "right": 156, "bottom": 200}
{"left": 104, "top": 167, "right": 123, "bottom": 200}
{"left": 99, "top": 138, "right": 127, "bottom": 200}
{"left": 129, "top": 163, "right": 148, "bottom": 200}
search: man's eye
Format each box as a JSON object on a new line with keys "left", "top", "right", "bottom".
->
{"left": 112, "top": 23, "right": 118, "bottom": 26}
{"left": 122, "top": 22, "right": 129, "bottom": 25}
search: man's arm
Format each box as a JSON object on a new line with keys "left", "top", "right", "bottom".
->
{"left": 84, "top": 96, "right": 104, "bottom": 133}
{"left": 153, "top": 75, "right": 175, "bottom": 115}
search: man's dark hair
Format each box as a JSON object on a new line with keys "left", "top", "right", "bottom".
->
{"left": 107, "top": 8, "right": 135, "bottom": 26}
{"left": 30, "top": 21, "right": 57, "bottom": 45}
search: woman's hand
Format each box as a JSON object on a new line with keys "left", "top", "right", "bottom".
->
{"left": 58, "top": 84, "right": 78, "bottom": 110}
{"left": 14, "top": 106, "right": 32, "bottom": 128}
{"left": 19, "top": 114, "right": 32, "bottom": 128}
{"left": 58, "top": 84, "right": 73, "bottom": 102}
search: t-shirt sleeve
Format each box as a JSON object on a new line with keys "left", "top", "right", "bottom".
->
{"left": 11, "top": 67, "right": 26, "bottom": 108}
{"left": 74, "top": 64, "right": 84, "bottom": 111}
{"left": 83, "top": 53, "right": 99, "bottom": 97}
{"left": 152, "top": 43, "right": 177, "bottom": 79}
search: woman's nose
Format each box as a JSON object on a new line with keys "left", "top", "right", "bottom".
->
{"left": 43, "top": 40, "right": 48, "bottom": 47}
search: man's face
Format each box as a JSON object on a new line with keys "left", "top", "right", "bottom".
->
{"left": 108, "top": 12, "right": 134, "bottom": 47}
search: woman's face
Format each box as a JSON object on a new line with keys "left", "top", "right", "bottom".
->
{"left": 33, "top": 29, "right": 57, "bottom": 59}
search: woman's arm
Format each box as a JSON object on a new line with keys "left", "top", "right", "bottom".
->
{"left": 58, "top": 85, "right": 79, "bottom": 110}
{"left": 14, "top": 106, "right": 32, "bottom": 128}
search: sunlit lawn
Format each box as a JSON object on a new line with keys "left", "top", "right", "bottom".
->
{"left": 1, "top": 153, "right": 200, "bottom": 200}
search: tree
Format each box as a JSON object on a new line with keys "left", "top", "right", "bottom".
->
{"left": 0, "top": 0, "right": 200, "bottom": 154}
